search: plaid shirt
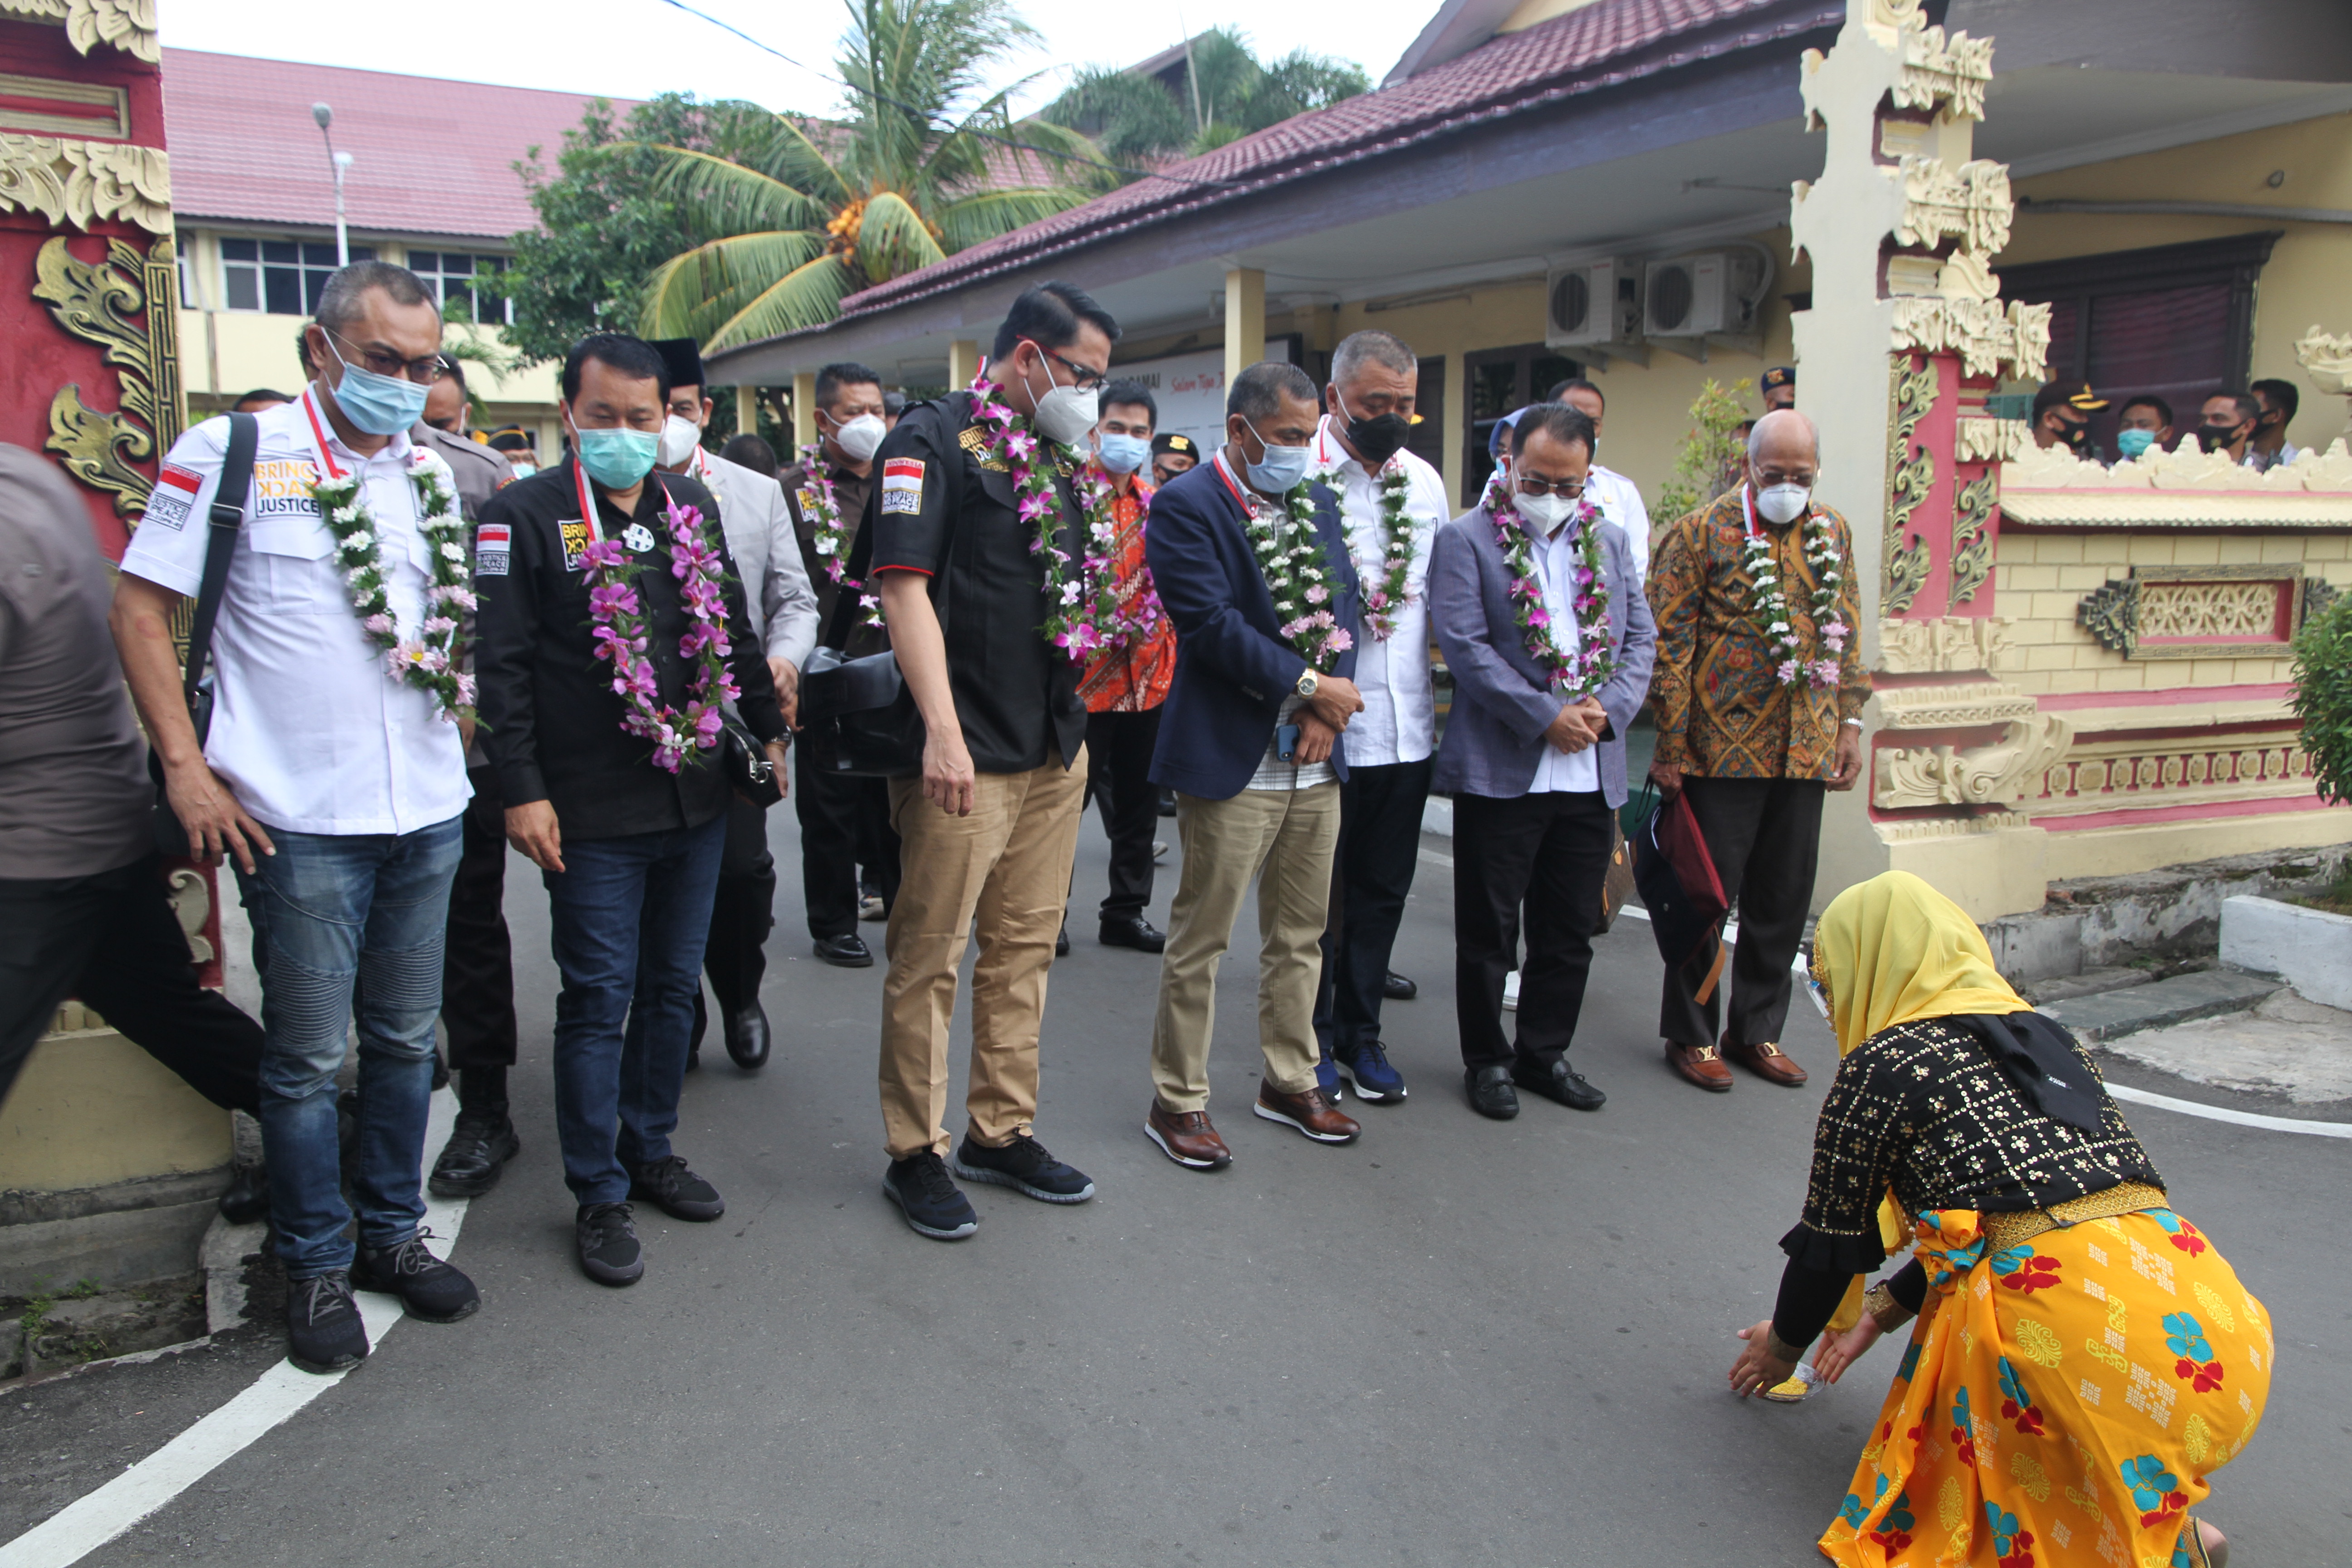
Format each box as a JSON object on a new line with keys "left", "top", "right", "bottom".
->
{"left": 1647, "top": 485, "right": 1869, "bottom": 780}
{"left": 1075, "top": 469, "right": 1176, "bottom": 713}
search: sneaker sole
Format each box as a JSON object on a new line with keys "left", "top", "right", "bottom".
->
{"left": 1143, "top": 1121, "right": 1230, "bottom": 1171}
{"left": 1336, "top": 1063, "right": 1406, "bottom": 1103}
{"left": 882, "top": 1180, "right": 977, "bottom": 1240}
{"left": 579, "top": 1255, "right": 644, "bottom": 1287}
{"left": 629, "top": 1187, "right": 726, "bottom": 1222}
{"left": 815, "top": 946, "right": 875, "bottom": 968}
{"left": 1252, "top": 1101, "right": 1358, "bottom": 1143}
{"left": 951, "top": 1157, "right": 1095, "bottom": 1204}
{"left": 287, "top": 1345, "right": 369, "bottom": 1375}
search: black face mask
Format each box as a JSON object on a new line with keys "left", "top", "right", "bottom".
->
{"left": 2195, "top": 422, "right": 2241, "bottom": 453}
{"left": 1345, "top": 411, "right": 1411, "bottom": 468}
{"left": 2055, "top": 421, "right": 2088, "bottom": 450}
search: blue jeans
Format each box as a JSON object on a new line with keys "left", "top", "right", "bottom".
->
{"left": 544, "top": 817, "right": 726, "bottom": 1205}
{"left": 243, "top": 816, "right": 463, "bottom": 1278}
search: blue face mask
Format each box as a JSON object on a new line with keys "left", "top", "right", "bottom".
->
{"left": 323, "top": 333, "right": 432, "bottom": 436}
{"left": 1097, "top": 432, "right": 1150, "bottom": 475}
{"left": 1242, "top": 417, "right": 1311, "bottom": 494}
{"left": 2116, "top": 427, "right": 2156, "bottom": 460}
{"left": 574, "top": 425, "right": 660, "bottom": 489}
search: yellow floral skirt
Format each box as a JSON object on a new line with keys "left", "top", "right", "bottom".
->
{"left": 1818, "top": 1206, "right": 2271, "bottom": 1568}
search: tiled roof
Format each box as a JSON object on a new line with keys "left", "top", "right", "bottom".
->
{"left": 826, "top": 0, "right": 1837, "bottom": 323}
{"left": 162, "top": 49, "right": 637, "bottom": 240}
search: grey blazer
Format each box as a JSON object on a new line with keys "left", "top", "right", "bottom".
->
{"left": 1429, "top": 503, "right": 1655, "bottom": 807}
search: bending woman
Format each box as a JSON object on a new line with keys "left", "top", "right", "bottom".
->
{"left": 1728, "top": 872, "right": 2270, "bottom": 1566}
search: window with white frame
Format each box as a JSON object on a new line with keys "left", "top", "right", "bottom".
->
{"left": 219, "top": 238, "right": 375, "bottom": 315}
{"left": 410, "top": 250, "right": 512, "bottom": 324}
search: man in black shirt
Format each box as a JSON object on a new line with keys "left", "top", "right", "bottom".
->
{"left": 475, "top": 333, "right": 787, "bottom": 1287}
{"left": 783, "top": 360, "right": 897, "bottom": 967}
{"left": 867, "top": 281, "right": 1112, "bottom": 1240}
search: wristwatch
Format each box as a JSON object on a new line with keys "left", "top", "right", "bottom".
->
{"left": 1295, "top": 668, "right": 1320, "bottom": 700}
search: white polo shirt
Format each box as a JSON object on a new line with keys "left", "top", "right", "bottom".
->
{"left": 1524, "top": 510, "right": 1600, "bottom": 796}
{"left": 120, "top": 389, "right": 470, "bottom": 836}
{"left": 1584, "top": 462, "right": 1650, "bottom": 581}
{"left": 1309, "top": 418, "right": 1446, "bottom": 768}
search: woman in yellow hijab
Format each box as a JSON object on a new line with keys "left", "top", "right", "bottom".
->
{"left": 1726, "top": 872, "right": 2269, "bottom": 1567}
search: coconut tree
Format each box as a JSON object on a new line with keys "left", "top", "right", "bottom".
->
{"left": 1044, "top": 27, "right": 1369, "bottom": 165}
{"left": 636, "top": 0, "right": 1110, "bottom": 351}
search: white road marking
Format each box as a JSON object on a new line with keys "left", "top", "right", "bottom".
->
{"left": 2104, "top": 1081, "right": 2352, "bottom": 1139}
{"left": 0, "top": 1088, "right": 473, "bottom": 1568}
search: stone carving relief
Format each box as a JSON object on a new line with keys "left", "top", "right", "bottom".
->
{"left": 0, "top": 0, "right": 159, "bottom": 62}
{"left": 1890, "top": 294, "right": 2051, "bottom": 384}
{"left": 0, "top": 135, "right": 169, "bottom": 234}
{"left": 1954, "top": 415, "right": 2023, "bottom": 463}
{"left": 1947, "top": 469, "right": 1997, "bottom": 605}
{"left": 2076, "top": 568, "right": 2322, "bottom": 659}
{"left": 2031, "top": 734, "right": 2314, "bottom": 818}
{"left": 1877, "top": 614, "right": 2015, "bottom": 674}
{"left": 32, "top": 234, "right": 182, "bottom": 516}
{"left": 1874, "top": 681, "right": 2040, "bottom": 730}
{"left": 1884, "top": 357, "right": 1936, "bottom": 615}
{"left": 1893, "top": 156, "right": 2011, "bottom": 257}
{"left": 166, "top": 865, "right": 215, "bottom": 966}
{"left": 1874, "top": 810, "right": 2029, "bottom": 844}
{"left": 1874, "top": 712, "right": 2075, "bottom": 809}
{"left": 2136, "top": 581, "right": 2282, "bottom": 642}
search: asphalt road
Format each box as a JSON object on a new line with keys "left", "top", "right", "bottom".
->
{"left": 5, "top": 802, "right": 2346, "bottom": 1567}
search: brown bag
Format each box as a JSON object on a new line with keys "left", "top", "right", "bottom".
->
{"left": 1597, "top": 818, "right": 1637, "bottom": 932}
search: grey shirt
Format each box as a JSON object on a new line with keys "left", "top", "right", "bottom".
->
{"left": 410, "top": 422, "right": 513, "bottom": 770}
{"left": 0, "top": 445, "right": 152, "bottom": 879}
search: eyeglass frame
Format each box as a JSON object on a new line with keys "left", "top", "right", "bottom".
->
{"left": 326, "top": 326, "right": 444, "bottom": 385}
{"left": 1029, "top": 341, "right": 1109, "bottom": 392}
{"left": 1511, "top": 472, "right": 1588, "bottom": 500}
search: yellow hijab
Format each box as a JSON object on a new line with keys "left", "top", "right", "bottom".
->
{"left": 1811, "top": 871, "right": 2031, "bottom": 1057}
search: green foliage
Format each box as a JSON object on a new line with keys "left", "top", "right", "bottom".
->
{"left": 1042, "top": 26, "right": 1369, "bottom": 169}
{"left": 2289, "top": 588, "right": 2352, "bottom": 806}
{"left": 1654, "top": 377, "right": 1756, "bottom": 526}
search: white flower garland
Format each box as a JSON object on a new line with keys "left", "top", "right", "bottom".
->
{"left": 1742, "top": 488, "right": 1849, "bottom": 689}
{"left": 1354, "top": 461, "right": 1418, "bottom": 642}
{"left": 1241, "top": 475, "right": 1353, "bottom": 671}
{"left": 310, "top": 450, "right": 476, "bottom": 721}
{"left": 796, "top": 443, "right": 882, "bottom": 631}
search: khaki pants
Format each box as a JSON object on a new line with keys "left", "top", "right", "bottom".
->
{"left": 879, "top": 748, "right": 1087, "bottom": 1160}
{"left": 1149, "top": 783, "right": 1341, "bottom": 1113}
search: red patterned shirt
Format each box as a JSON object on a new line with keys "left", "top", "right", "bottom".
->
{"left": 1075, "top": 470, "right": 1176, "bottom": 713}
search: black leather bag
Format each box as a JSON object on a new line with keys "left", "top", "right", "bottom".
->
{"left": 796, "top": 479, "right": 946, "bottom": 779}
{"left": 719, "top": 714, "right": 784, "bottom": 808}
{"left": 150, "top": 412, "right": 259, "bottom": 858}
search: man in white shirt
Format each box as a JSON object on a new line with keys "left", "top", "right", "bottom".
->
{"left": 1548, "top": 377, "right": 1650, "bottom": 580}
{"left": 111, "top": 262, "right": 480, "bottom": 1374}
{"left": 652, "top": 338, "right": 819, "bottom": 1072}
{"left": 1307, "top": 331, "right": 1448, "bottom": 1105}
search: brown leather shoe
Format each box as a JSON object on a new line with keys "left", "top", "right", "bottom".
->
{"left": 1252, "top": 1080, "right": 1361, "bottom": 1144}
{"left": 1666, "top": 1040, "right": 1735, "bottom": 1093}
{"left": 1145, "top": 1101, "right": 1232, "bottom": 1170}
{"left": 1723, "top": 1034, "right": 1809, "bottom": 1088}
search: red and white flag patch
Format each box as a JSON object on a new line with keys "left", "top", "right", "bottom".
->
{"left": 880, "top": 456, "right": 925, "bottom": 515}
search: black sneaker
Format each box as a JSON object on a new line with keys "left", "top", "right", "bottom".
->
{"left": 285, "top": 1270, "right": 369, "bottom": 1373}
{"left": 428, "top": 1107, "right": 519, "bottom": 1198}
{"left": 351, "top": 1231, "right": 480, "bottom": 1323}
{"left": 883, "top": 1152, "right": 979, "bottom": 1240}
{"left": 952, "top": 1133, "right": 1096, "bottom": 1204}
{"left": 629, "top": 1154, "right": 725, "bottom": 1221}
{"left": 576, "top": 1202, "right": 644, "bottom": 1286}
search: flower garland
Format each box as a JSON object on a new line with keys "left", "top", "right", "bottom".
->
{"left": 310, "top": 449, "right": 477, "bottom": 722}
{"left": 794, "top": 442, "right": 882, "bottom": 631}
{"left": 1068, "top": 460, "right": 1166, "bottom": 653}
{"left": 1231, "top": 464, "right": 1353, "bottom": 672}
{"left": 1354, "top": 460, "right": 1418, "bottom": 642}
{"left": 1484, "top": 477, "right": 1614, "bottom": 699}
{"left": 965, "top": 371, "right": 1134, "bottom": 659}
{"left": 1741, "top": 486, "right": 1849, "bottom": 689}
{"left": 578, "top": 493, "right": 740, "bottom": 773}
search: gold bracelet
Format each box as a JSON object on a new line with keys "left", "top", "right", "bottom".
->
{"left": 1862, "top": 1283, "right": 1915, "bottom": 1334}
{"left": 1765, "top": 1327, "right": 1810, "bottom": 1364}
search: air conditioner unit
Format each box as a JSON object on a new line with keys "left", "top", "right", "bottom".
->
{"left": 1544, "top": 258, "right": 1641, "bottom": 350}
{"left": 1643, "top": 250, "right": 1768, "bottom": 338}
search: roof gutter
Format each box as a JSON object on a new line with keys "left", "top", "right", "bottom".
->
{"left": 2015, "top": 197, "right": 2352, "bottom": 225}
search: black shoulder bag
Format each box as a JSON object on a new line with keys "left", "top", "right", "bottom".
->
{"left": 150, "top": 411, "right": 259, "bottom": 858}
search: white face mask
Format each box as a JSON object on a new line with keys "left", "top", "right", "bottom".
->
{"left": 1754, "top": 480, "right": 1811, "bottom": 525}
{"left": 658, "top": 414, "right": 702, "bottom": 467}
{"left": 1515, "top": 491, "right": 1579, "bottom": 534}
{"left": 826, "top": 412, "right": 887, "bottom": 463}
{"left": 1022, "top": 346, "right": 1100, "bottom": 448}
{"left": 509, "top": 461, "right": 537, "bottom": 479}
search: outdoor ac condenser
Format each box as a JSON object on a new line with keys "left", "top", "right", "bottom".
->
{"left": 1544, "top": 258, "right": 1642, "bottom": 351}
{"left": 1642, "top": 250, "right": 1769, "bottom": 338}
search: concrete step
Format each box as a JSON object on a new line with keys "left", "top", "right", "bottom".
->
{"left": 2018, "top": 965, "right": 2154, "bottom": 1006}
{"left": 2041, "top": 968, "right": 2282, "bottom": 1044}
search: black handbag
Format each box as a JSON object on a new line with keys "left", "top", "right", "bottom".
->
{"left": 719, "top": 713, "right": 784, "bottom": 808}
{"left": 150, "top": 412, "right": 259, "bottom": 858}
{"left": 796, "top": 481, "right": 947, "bottom": 779}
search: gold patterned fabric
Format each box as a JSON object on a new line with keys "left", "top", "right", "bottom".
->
{"left": 1646, "top": 487, "right": 1870, "bottom": 779}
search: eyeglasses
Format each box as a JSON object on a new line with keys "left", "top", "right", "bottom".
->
{"left": 328, "top": 328, "right": 442, "bottom": 384}
{"left": 1513, "top": 474, "right": 1587, "bottom": 500}
{"left": 1035, "top": 344, "right": 1109, "bottom": 392}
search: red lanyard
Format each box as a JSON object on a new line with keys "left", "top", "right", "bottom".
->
{"left": 1212, "top": 450, "right": 1251, "bottom": 510}
{"left": 1740, "top": 482, "right": 1761, "bottom": 541}
{"left": 299, "top": 387, "right": 348, "bottom": 483}
{"left": 573, "top": 458, "right": 604, "bottom": 545}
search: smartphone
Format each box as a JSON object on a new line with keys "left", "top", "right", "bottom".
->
{"left": 1276, "top": 722, "right": 1302, "bottom": 762}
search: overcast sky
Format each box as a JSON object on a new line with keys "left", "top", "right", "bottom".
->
{"left": 162, "top": 0, "right": 1442, "bottom": 119}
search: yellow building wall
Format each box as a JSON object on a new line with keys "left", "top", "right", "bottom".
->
{"left": 0, "top": 1006, "right": 230, "bottom": 1194}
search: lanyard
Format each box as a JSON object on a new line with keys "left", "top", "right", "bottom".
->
{"left": 299, "top": 387, "right": 348, "bottom": 484}
{"left": 572, "top": 458, "right": 604, "bottom": 546}
{"left": 1740, "top": 481, "right": 1761, "bottom": 541}
{"left": 1212, "top": 450, "right": 1252, "bottom": 511}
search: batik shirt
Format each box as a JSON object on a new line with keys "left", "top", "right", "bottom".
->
{"left": 1074, "top": 466, "right": 1175, "bottom": 715}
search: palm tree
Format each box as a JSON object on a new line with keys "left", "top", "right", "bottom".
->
{"left": 1044, "top": 28, "right": 1369, "bottom": 166}
{"left": 635, "top": 0, "right": 1110, "bottom": 351}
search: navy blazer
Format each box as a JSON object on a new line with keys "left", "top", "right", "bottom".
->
{"left": 1145, "top": 457, "right": 1361, "bottom": 801}
{"left": 1430, "top": 502, "right": 1655, "bottom": 808}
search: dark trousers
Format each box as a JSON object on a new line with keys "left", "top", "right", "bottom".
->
{"left": 1658, "top": 775, "right": 1825, "bottom": 1051}
{"left": 1314, "top": 758, "right": 1432, "bottom": 1054}
{"left": 795, "top": 745, "right": 899, "bottom": 939}
{"left": 1452, "top": 789, "right": 1613, "bottom": 1070}
{"left": 442, "top": 765, "right": 516, "bottom": 1073}
{"left": 1083, "top": 706, "right": 1164, "bottom": 921}
{"left": 0, "top": 854, "right": 264, "bottom": 1112}
{"left": 705, "top": 793, "right": 775, "bottom": 1015}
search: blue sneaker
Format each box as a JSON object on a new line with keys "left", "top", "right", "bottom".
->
{"left": 1335, "top": 1038, "right": 1408, "bottom": 1102}
{"left": 1315, "top": 1044, "right": 1344, "bottom": 1101}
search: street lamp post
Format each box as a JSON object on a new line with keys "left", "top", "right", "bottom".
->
{"left": 311, "top": 102, "right": 351, "bottom": 267}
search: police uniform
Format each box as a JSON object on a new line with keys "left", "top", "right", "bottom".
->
{"left": 867, "top": 389, "right": 1089, "bottom": 1162}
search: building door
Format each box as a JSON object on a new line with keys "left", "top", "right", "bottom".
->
{"left": 1463, "top": 343, "right": 1579, "bottom": 506}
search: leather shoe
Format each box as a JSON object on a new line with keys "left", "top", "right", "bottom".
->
{"left": 1465, "top": 1064, "right": 1519, "bottom": 1120}
{"left": 217, "top": 1163, "right": 270, "bottom": 1224}
{"left": 1144, "top": 1101, "right": 1232, "bottom": 1170}
{"left": 1100, "top": 915, "right": 1166, "bottom": 953}
{"left": 1512, "top": 1056, "right": 1606, "bottom": 1111}
{"left": 1252, "top": 1080, "right": 1360, "bottom": 1144}
{"left": 1666, "top": 1040, "right": 1735, "bottom": 1092}
{"left": 723, "top": 1000, "right": 771, "bottom": 1069}
{"left": 1724, "top": 1034, "right": 1808, "bottom": 1088}
{"left": 813, "top": 933, "right": 873, "bottom": 968}
{"left": 1383, "top": 970, "right": 1418, "bottom": 1001}
{"left": 1055, "top": 924, "right": 1070, "bottom": 958}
